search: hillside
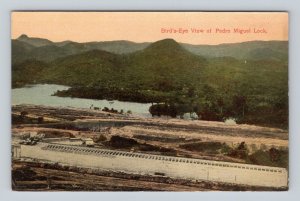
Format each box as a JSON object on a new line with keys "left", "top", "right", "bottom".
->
{"left": 121, "top": 39, "right": 207, "bottom": 90}
{"left": 12, "top": 60, "right": 49, "bottom": 88}
{"left": 12, "top": 35, "right": 287, "bottom": 64}
{"left": 84, "top": 40, "right": 150, "bottom": 54}
{"left": 12, "top": 37, "right": 288, "bottom": 128}
{"left": 17, "top": 34, "right": 53, "bottom": 47}
{"left": 12, "top": 40, "right": 35, "bottom": 64}
{"left": 182, "top": 41, "right": 288, "bottom": 62}
{"left": 12, "top": 35, "right": 150, "bottom": 64}
{"left": 36, "top": 39, "right": 207, "bottom": 89}
{"left": 43, "top": 49, "right": 121, "bottom": 86}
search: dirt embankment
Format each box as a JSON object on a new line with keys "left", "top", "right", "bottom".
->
{"left": 12, "top": 161, "right": 286, "bottom": 191}
{"left": 12, "top": 105, "right": 289, "bottom": 168}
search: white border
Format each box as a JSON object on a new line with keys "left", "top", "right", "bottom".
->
{"left": 1, "top": 0, "right": 299, "bottom": 200}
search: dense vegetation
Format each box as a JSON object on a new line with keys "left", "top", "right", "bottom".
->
{"left": 13, "top": 34, "right": 287, "bottom": 64}
{"left": 12, "top": 36, "right": 288, "bottom": 128}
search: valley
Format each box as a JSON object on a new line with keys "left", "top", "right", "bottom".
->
{"left": 12, "top": 36, "right": 288, "bottom": 128}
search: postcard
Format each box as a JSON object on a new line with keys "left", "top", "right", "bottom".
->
{"left": 11, "top": 12, "right": 288, "bottom": 191}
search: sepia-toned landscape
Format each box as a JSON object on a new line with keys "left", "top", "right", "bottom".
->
{"left": 11, "top": 12, "right": 288, "bottom": 191}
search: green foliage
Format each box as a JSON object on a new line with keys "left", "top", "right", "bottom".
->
{"left": 12, "top": 38, "right": 288, "bottom": 128}
{"left": 12, "top": 35, "right": 150, "bottom": 64}
{"left": 228, "top": 142, "right": 249, "bottom": 160}
{"left": 12, "top": 59, "right": 49, "bottom": 88}
{"left": 13, "top": 35, "right": 288, "bottom": 64}
{"left": 183, "top": 40, "right": 288, "bottom": 62}
{"left": 149, "top": 103, "right": 178, "bottom": 117}
{"left": 223, "top": 142, "right": 288, "bottom": 168}
{"left": 248, "top": 148, "right": 288, "bottom": 168}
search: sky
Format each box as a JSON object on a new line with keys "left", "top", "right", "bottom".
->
{"left": 11, "top": 12, "right": 288, "bottom": 45}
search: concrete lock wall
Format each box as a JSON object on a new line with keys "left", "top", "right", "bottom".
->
{"left": 19, "top": 143, "right": 288, "bottom": 188}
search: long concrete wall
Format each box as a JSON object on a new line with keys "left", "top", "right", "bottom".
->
{"left": 17, "top": 143, "right": 288, "bottom": 188}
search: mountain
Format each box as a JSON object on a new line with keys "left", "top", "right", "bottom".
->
{"left": 38, "top": 39, "right": 207, "bottom": 89}
{"left": 17, "top": 34, "right": 54, "bottom": 47}
{"left": 12, "top": 35, "right": 150, "bottom": 64}
{"left": 84, "top": 40, "right": 150, "bottom": 54}
{"left": 12, "top": 59, "right": 49, "bottom": 88}
{"left": 12, "top": 35, "right": 288, "bottom": 64}
{"left": 41, "top": 49, "right": 121, "bottom": 86}
{"left": 13, "top": 37, "right": 287, "bottom": 91}
{"left": 12, "top": 38, "right": 288, "bottom": 128}
{"left": 123, "top": 39, "right": 207, "bottom": 90}
{"left": 53, "top": 40, "right": 150, "bottom": 55}
{"left": 12, "top": 40, "right": 35, "bottom": 64}
{"left": 27, "top": 43, "right": 89, "bottom": 63}
{"left": 182, "top": 41, "right": 288, "bottom": 62}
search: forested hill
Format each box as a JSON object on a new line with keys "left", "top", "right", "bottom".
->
{"left": 15, "top": 39, "right": 207, "bottom": 89}
{"left": 12, "top": 35, "right": 287, "bottom": 64}
{"left": 12, "top": 36, "right": 288, "bottom": 128}
{"left": 183, "top": 40, "right": 288, "bottom": 62}
{"left": 12, "top": 35, "right": 150, "bottom": 64}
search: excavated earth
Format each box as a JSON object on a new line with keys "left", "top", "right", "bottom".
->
{"left": 11, "top": 104, "right": 289, "bottom": 191}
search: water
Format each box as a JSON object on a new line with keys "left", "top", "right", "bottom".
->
{"left": 12, "top": 84, "right": 152, "bottom": 117}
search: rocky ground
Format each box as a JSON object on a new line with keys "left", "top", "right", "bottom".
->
{"left": 11, "top": 104, "right": 289, "bottom": 191}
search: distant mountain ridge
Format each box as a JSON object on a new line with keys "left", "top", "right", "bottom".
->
{"left": 12, "top": 35, "right": 150, "bottom": 64}
{"left": 12, "top": 35, "right": 288, "bottom": 64}
{"left": 17, "top": 34, "right": 54, "bottom": 47}
{"left": 12, "top": 36, "right": 288, "bottom": 128}
{"left": 34, "top": 38, "right": 207, "bottom": 89}
{"left": 183, "top": 40, "right": 288, "bottom": 61}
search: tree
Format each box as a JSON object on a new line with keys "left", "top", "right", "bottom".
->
{"left": 169, "top": 103, "right": 178, "bottom": 117}
{"left": 217, "top": 97, "right": 224, "bottom": 115}
{"left": 233, "top": 95, "right": 247, "bottom": 117}
{"left": 187, "top": 86, "right": 196, "bottom": 98}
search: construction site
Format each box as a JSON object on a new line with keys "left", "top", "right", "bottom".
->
{"left": 11, "top": 105, "right": 289, "bottom": 191}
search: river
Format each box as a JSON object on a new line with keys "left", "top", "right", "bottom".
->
{"left": 12, "top": 84, "right": 152, "bottom": 117}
